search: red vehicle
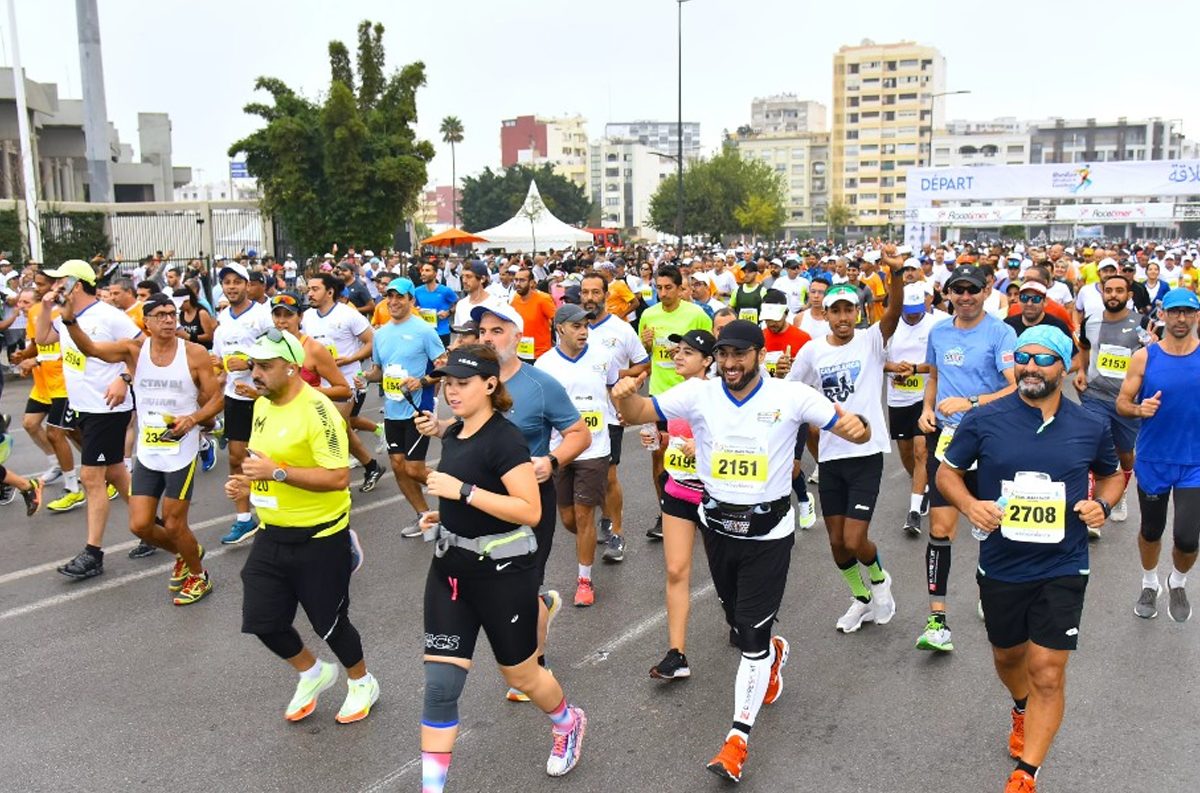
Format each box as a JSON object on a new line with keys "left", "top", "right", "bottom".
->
{"left": 586, "top": 228, "right": 622, "bottom": 250}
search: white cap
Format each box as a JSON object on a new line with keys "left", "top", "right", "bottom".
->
{"left": 902, "top": 283, "right": 927, "bottom": 313}
{"left": 217, "top": 262, "right": 250, "bottom": 282}
{"left": 363, "top": 250, "right": 374, "bottom": 258}
{"left": 1097, "top": 257, "right": 1119, "bottom": 270}
{"left": 690, "top": 271, "right": 716, "bottom": 289}
{"left": 823, "top": 285, "right": 860, "bottom": 308}
{"left": 760, "top": 302, "right": 789, "bottom": 322}
{"left": 470, "top": 303, "right": 525, "bottom": 332}
{"left": 902, "top": 257, "right": 921, "bottom": 270}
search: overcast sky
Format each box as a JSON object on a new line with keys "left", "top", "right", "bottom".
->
{"left": 5, "top": 0, "right": 1197, "bottom": 190}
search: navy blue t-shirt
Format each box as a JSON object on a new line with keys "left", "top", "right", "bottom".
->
{"left": 944, "top": 392, "right": 1118, "bottom": 583}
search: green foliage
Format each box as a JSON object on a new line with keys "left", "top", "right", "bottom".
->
{"left": 229, "top": 19, "right": 434, "bottom": 257}
{"left": 999, "top": 225, "right": 1025, "bottom": 239}
{"left": 460, "top": 164, "right": 592, "bottom": 231}
{"left": 825, "top": 200, "right": 854, "bottom": 240}
{"left": 41, "top": 211, "right": 109, "bottom": 265}
{"left": 648, "top": 146, "right": 785, "bottom": 241}
{"left": 440, "top": 116, "right": 464, "bottom": 225}
{"left": 0, "top": 209, "right": 24, "bottom": 261}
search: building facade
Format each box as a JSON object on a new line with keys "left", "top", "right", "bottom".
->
{"left": 1027, "top": 117, "right": 1185, "bottom": 165}
{"left": 730, "top": 131, "right": 830, "bottom": 239}
{"left": 831, "top": 40, "right": 945, "bottom": 232}
{"left": 499, "top": 114, "right": 589, "bottom": 187}
{"left": 750, "top": 96, "right": 826, "bottom": 135}
{"left": 603, "top": 121, "right": 701, "bottom": 160}
{"left": 587, "top": 137, "right": 677, "bottom": 239}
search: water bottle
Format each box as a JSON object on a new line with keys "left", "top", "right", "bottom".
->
{"left": 972, "top": 496, "right": 1007, "bottom": 541}
{"left": 1137, "top": 326, "right": 1153, "bottom": 346}
{"left": 640, "top": 423, "right": 661, "bottom": 451}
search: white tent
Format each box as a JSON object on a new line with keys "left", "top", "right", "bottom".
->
{"left": 472, "top": 181, "right": 593, "bottom": 252}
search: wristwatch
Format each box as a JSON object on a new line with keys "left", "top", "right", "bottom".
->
{"left": 272, "top": 467, "right": 288, "bottom": 483}
{"left": 120, "top": 373, "right": 133, "bottom": 385}
{"left": 548, "top": 454, "right": 561, "bottom": 473}
{"left": 1094, "top": 498, "right": 1112, "bottom": 519}
{"left": 459, "top": 482, "right": 476, "bottom": 503}
{"left": 968, "top": 395, "right": 979, "bottom": 408}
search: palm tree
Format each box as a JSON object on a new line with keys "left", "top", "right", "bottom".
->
{"left": 440, "top": 116, "right": 465, "bottom": 226}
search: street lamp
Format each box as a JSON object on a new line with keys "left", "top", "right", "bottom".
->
{"left": 676, "top": 0, "right": 693, "bottom": 246}
{"left": 926, "top": 89, "right": 970, "bottom": 168}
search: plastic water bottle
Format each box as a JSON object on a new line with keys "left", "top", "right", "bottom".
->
{"left": 640, "top": 423, "right": 660, "bottom": 451}
{"left": 972, "top": 496, "right": 1007, "bottom": 541}
{"left": 1137, "top": 327, "right": 1153, "bottom": 346}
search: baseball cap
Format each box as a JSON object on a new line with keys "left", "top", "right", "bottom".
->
{"left": 1015, "top": 325, "right": 1072, "bottom": 365}
{"left": 384, "top": 277, "right": 416, "bottom": 297}
{"left": 470, "top": 303, "right": 525, "bottom": 332}
{"left": 467, "top": 262, "right": 490, "bottom": 279}
{"left": 823, "top": 285, "right": 861, "bottom": 308}
{"left": 595, "top": 261, "right": 616, "bottom": 272}
{"left": 142, "top": 293, "right": 175, "bottom": 316}
{"left": 714, "top": 320, "right": 765, "bottom": 350}
{"left": 270, "top": 292, "right": 302, "bottom": 313}
{"left": 218, "top": 262, "right": 250, "bottom": 282}
{"left": 902, "top": 283, "right": 927, "bottom": 314}
{"left": 553, "top": 304, "right": 594, "bottom": 325}
{"left": 248, "top": 328, "right": 304, "bottom": 364}
{"left": 691, "top": 271, "right": 715, "bottom": 288}
{"left": 247, "top": 269, "right": 266, "bottom": 283}
{"left": 945, "top": 265, "right": 986, "bottom": 289}
{"left": 902, "top": 257, "right": 922, "bottom": 271}
{"left": 506, "top": 265, "right": 520, "bottom": 274}
{"left": 450, "top": 320, "right": 479, "bottom": 336}
{"left": 1019, "top": 281, "right": 1048, "bottom": 295}
{"left": 1097, "top": 257, "right": 1118, "bottom": 271}
{"left": 760, "top": 302, "right": 789, "bottom": 322}
{"left": 668, "top": 328, "right": 716, "bottom": 358}
{"left": 430, "top": 349, "right": 501, "bottom": 380}
{"left": 43, "top": 259, "right": 97, "bottom": 286}
{"left": 1162, "top": 287, "right": 1200, "bottom": 311}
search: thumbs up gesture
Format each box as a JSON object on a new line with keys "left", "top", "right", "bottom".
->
{"left": 1139, "top": 390, "right": 1162, "bottom": 418}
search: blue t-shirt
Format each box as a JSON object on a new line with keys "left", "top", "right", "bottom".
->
{"left": 926, "top": 314, "right": 1017, "bottom": 424}
{"left": 503, "top": 363, "right": 581, "bottom": 458}
{"left": 371, "top": 316, "right": 445, "bottom": 420}
{"left": 413, "top": 284, "right": 459, "bottom": 336}
{"left": 945, "top": 392, "right": 1117, "bottom": 583}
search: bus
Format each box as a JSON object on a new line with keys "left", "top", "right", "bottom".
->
{"left": 586, "top": 228, "right": 622, "bottom": 250}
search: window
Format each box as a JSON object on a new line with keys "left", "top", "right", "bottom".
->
{"left": 844, "top": 145, "right": 859, "bottom": 157}
{"left": 792, "top": 149, "right": 806, "bottom": 159}
{"left": 623, "top": 154, "right": 633, "bottom": 161}
{"left": 791, "top": 210, "right": 805, "bottom": 219}
{"left": 860, "top": 176, "right": 878, "bottom": 185}
{"left": 860, "top": 160, "right": 879, "bottom": 168}
{"left": 899, "top": 92, "right": 917, "bottom": 101}
{"left": 792, "top": 164, "right": 805, "bottom": 173}
{"left": 605, "top": 167, "right": 619, "bottom": 177}
{"left": 848, "top": 63, "right": 859, "bottom": 74}
{"left": 884, "top": 111, "right": 896, "bottom": 122}
{"left": 791, "top": 178, "right": 806, "bottom": 189}
{"left": 812, "top": 178, "right": 826, "bottom": 192}
{"left": 846, "top": 130, "right": 859, "bottom": 140}
{"left": 862, "top": 111, "right": 879, "bottom": 120}
{"left": 848, "top": 113, "right": 859, "bottom": 123}
{"left": 881, "top": 176, "right": 895, "bottom": 187}
{"left": 859, "top": 193, "right": 878, "bottom": 202}
{"left": 606, "top": 153, "right": 618, "bottom": 162}
{"left": 882, "top": 193, "right": 893, "bottom": 204}
{"left": 1007, "top": 145, "right": 1025, "bottom": 155}
{"left": 900, "top": 58, "right": 918, "bottom": 69}
{"left": 605, "top": 197, "right": 620, "bottom": 207}
{"left": 862, "top": 144, "right": 879, "bottom": 153}
{"left": 812, "top": 162, "right": 826, "bottom": 175}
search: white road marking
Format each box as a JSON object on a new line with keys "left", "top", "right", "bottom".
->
{"left": 572, "top": 581, "right": 716, "bottom": 668}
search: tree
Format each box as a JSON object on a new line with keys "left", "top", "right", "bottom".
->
{"left": 647, "top": 146, "right": 785, "bottom": 242}
{"left": 40, "top": 211, "right": 109, "bottom": 265}
{"left": 460, "top": 164, "right": 592, "bottom": 231}
{"left": 229, "top": 20, "right": 434, "bottom": 257}
{"left": 440, "top": 116, "right": 464, "bottom": 226}
{"left": 825, "top": 200, "right": 854, "bottom": 242}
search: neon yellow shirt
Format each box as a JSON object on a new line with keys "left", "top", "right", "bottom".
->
{"left": 637, "top": 300, "right": 712, "bottom": 396}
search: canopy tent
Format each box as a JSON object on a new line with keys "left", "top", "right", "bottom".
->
{"left": 421, "top": 227, "right": 489, "bottom": 247}
{"left": 472, "top": 181, "right": 593, "bottom": 253}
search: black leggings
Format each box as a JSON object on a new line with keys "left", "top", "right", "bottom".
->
{"left": 1138, "top": 486, "right": 1200, "bottom": 555}
{"left": 258, "top": 621, "right": 364, "bottom": 669}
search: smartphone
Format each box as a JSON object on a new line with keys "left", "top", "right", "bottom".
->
{"left": 55, "top": 276, "right": 79, "bottom": 305}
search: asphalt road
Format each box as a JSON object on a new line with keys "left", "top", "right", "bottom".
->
{"left": 0, "top": 383, "right": 1195, "bottom": 793}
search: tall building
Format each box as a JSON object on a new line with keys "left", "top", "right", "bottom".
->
{"left": 1027, "top": 117, "right": 1186, "bottom": 164}
{"left": 499, "top": 114, "right": 589, "bottom": 187}
{"left": 831, "top": 40, "right": 945, "bottom": 232}
{"left": 587, "top": 138, "right": 677, "bottom": 238}
{"left": 603, "top": 121, "right": 701, "bottom": 160}
{"left": 729, "top": 131, "right": 830, "bottom": 240}
{"left": 750, "top": 96, "right": 826, "bottom": 135}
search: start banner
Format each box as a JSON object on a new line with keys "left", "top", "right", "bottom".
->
{"left": 907, "top": 161, "right": 1200, "bottom": 202}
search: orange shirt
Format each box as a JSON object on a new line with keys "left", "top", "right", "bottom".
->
{"left": 861, "top": 272, "right": 887, "bottom": 323}
{"left": 371, "top": 301, "right": 391, "bottom": 328}
{"left": 124, "top": 301, "right": 146, "bottom": 332}
{"left": 605, "top": 279, "right": 636, "bottom": 319}
{"left": 510, "top": 289, "right": 557, "bottom": 359}
{"left": 26, "top": 303, "right": 67, "bottom": 400}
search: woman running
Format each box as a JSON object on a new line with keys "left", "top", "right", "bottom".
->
{"left": 266, "top": 293, "right": 351, "bottom": 402}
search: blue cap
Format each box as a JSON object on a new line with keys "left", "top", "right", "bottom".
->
{"left": 385, "top": 277, "right": 416, "bottom": 297}
{"left": 1161, "top": 287, "right": 1200, "bottom": 311}
{"left": 1015, "top": 325, "right": 1073, "bottom": 364}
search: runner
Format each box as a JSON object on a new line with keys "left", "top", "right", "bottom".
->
{"left": 360, "top": 277, "right": 445, "bottom": 533}
{"left": 887, "top": 283, "right": 950, "bottom": 536}
{"left": 59, "top": 293, "right": 223, "bottom": 604}
{"left": 789, "top": 249, "right": 905, "bottom": 633}
{"left": 36, "top": 260, "right": 141, "bottom": 580}
{"left": 211, "top": 261, "right": 273, "bottom": 545}
{"left": 303, "top": 272, "right": 386, "bottom": 493}
{"left": 227, "top": 329, "right": 380, "bottom": 724}
{"left": 1116, "top": 287, "right": 1200, "bottom": 623}
{"left": 917, "top": 263, "right": 1018, "bottom": 651}
{"left": 793, "top": 278, "right": 831, "bottom": 339}
{"left": 729, "top": 263, "right": 766, "bottom": 324}
{"left": 414, "top": 345, "right": 586, "bottom": 789}
{"left": 510, "top": 268, "right": 557, "bottom": 362}
{"left": 535, "top": 304, "right": 617, "bottom": 607}
{"left": 936, "top": 325, "right": 1121, "bottom": 793}
{"left": 414, "top": 261, "right": 459, "bottom": 348}
{"left": 22, "top": 271, "right": 78, "bottom": 507}
{"left": 268, "top": 293, "right": 352, "bottom": 403}
{"left": 613, "top": 319, "right": 869, "bottom": 781}
{"left": 452, "top": 262, "right": 500, "bottom": 330}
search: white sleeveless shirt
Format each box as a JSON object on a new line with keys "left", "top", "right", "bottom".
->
{"left": 134, "top": 338, "right": 201, "bottom": 471}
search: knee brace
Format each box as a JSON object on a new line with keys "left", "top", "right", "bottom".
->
{"left": 1138, "top": 487, "right": 1170, "bottom": 544}
{"left": 423, "top": 662, "right": 468, "bottom": 729}
{"left": 733, "top": 620, "right": 774, "bottom": 656}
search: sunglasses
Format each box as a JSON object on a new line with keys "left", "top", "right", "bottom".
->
{"left": 271, "top": 294, "right": 299, "bottom": 307}
{"left": 1014, "top": 351, "right": 1061, "bottom": 367}
{"left": 949, "top": 284, "right": 982, "bottom": 295}
{"left": 261, "top": 327, "right": 303, "bottom": 363}
{"left": 1018, "top": 294, "right": 1044, "bottom": 304}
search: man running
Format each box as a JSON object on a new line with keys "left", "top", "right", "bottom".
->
{"left": 917, "top": 264, "right": 1018, "bottom": 651}
{"left": 59, "top": 293, "right": 223, "bottom": 604}
{"left": 23, "top": 270, "right": 78, "bottom": 508}
{"left": 510, "top": 268, "right": 557, "bottom": 362}
{"left": 452, "top": 262, "right": 500, "bottom": 329}
{"left": 1116, "top": 287, "right": 1200, "bottom": 623}
{"left": 613, "top": 320, "right": 869, "bottom": 781}
{"left": 535, "top": 304, "right": 618, "bottom": 607}
{"left": 937, "top": 325, "right": 1121, "bottom": 793}
{"left": 789, "top": 249, "right": 905, "bottom": 633}
{"left": 415, "top": 261, "right": 459, "bottom": 348}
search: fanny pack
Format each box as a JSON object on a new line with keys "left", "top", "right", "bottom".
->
{"left": 260, "top": 513, "right": 348, "bottom": 543}
{"left": 699, "top": 495, "right": 790, "bottom": 538}
{"left": 423, "top": 523, "right": 538, "bottom": 560}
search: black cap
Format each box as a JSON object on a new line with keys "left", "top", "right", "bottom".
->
{"left": 247, "top": 270, "right": 266, "bottom": 283}
{"left": 429, "top": 349, "right": 501, "bottom": 380}
{"left": 467, "top": 261, "right": 490, "bottom": 279}
{"left": 668, "top": 329, "right": 716, "bottom": 358}
{"left": 142, "top": 293, "right": 175, "bottom": 316}
{"left": 714, "top": 320, "right": 765, "bottom": 350}
{"left": 945, "top": 265, "right": 987, "bottom": 289}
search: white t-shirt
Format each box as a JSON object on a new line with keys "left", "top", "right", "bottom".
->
{"left": 788, "top": 325, "right": 890, "bottom": 462}
{"left": 453, "top": 291, "right": 502, "bottom": 329}
{"left": 1074, "top": 282, "right": 1106, "bottom": 322}
{"left": 302, "top": 302, "right": 371, "bottom": 383}
{"left": 53, "top": 300, "right": 142, "bottom": 413}
{"left": 772, "top": 274, "right": 810, "bottom": 315}
{"left": 1160, "top": 264, "right": 1182, "bottom": 287}
{"left": 1046, "top": 281, "right": 1074, "bottom": 307}
{"left": 534, "top": 343, "right": 616, "bottom": 461}
{"left": 486, "top": 281, "right": 515, "bottom": 302}
{"left": 796, "top": 309, "right": 830, "bottom": 339}
{"left": 711, "top": 270, "right": 737, "bottom": 298}
{"left": 212, "top": 301, "right": 273, "bottom": 400}
{"left": 587, "top": 314, "right": 650, "bottom": 426}
{"left": 652, "top": 377, "right": 836, "bottom": 528}
{"left": 884, "top": 311, "right": 951, "bottom": 407}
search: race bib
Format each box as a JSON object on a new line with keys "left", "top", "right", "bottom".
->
{"left": 1096, "top": 344, "right": 1131, "bottom": 379}
{"left": 223, "top": 345, "right": 248, "bottom": 373}
{"left": 710, "top": 437, "right": 768, "bottom": 493}
{"left": 141, "top": 425, "right": 180, "bottom": 453}
{"left": 63, "top": 347, "right": 86, "bottom": 372}
{"left": 518, "top": 337, "right": 535, "bottom": 359}
{"left": 764, "top": 351, "right": 782, "bottom": 376}
{"left": 571, "top": 394, "right": 603, "bottom": 434}
{"left": 382, "top": 364, "right": 409, "bottom": 402}
{"left": 36, "top": 342, "right": 61, "bottom": 362}
{"left": 419, "top": 308, "right": 438, "bottom": 325}
{"left": 1000, "top": 477, "right": 1066, "bottom": 544}
{"left": 249, "top": 479, "right": 278, "bottom": 510}
{"left": 653, "top": 337, "right": 675, "bottom": 368}
{"left": 640, "top": 287, "right": 653, "bottom": 301}
{"left": 894, "top": 373, "right": 924, "bottom": 392}
{"left": 664, "top": 438, "right": 697, "bottom": 478}
{"left": 738, "top": 308, "right": 759, "bottom": 323}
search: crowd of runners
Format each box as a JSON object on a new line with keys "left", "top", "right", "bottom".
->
{"left": 1, "top": 236, "right": 1196, "bottom": 792}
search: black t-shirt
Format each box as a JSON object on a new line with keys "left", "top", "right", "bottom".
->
{"left": 343, "top": 278, "right": 373, "bottom": 309}
{"left": 1003, "top": 312, "right": 1079, "bottom": 358}
{"left": 435, "top": 412, "right": 533, "bottom": 576}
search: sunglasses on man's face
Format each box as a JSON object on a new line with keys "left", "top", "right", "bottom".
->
{"left": 1018, "top": 294, "right": 1044, "bottom": 304}
{"left": 950, "top": 284, "right": 982, "bottom": 295}
{"left": 1014, "top": 351, "right": 1061, "bottom": 367}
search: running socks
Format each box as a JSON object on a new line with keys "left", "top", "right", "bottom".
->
{"left": 865, "top": 554, "right": 886, "bottom": 586}
{"left": 1015, "top": 759, "right": 1039, "bottom": 778}
{"left": 237, "top": 512, "right": 252, "bottom": 523}
{"left": 421, "top": 751, "right": 451, "bottom": 793}
{"left": 910, "top": 493, "right": 923, "bottom": 512}
{"left": 927, "top": 537, "right": 952, "bottom": 601}
{"left": 1169, "top": 568, "right": 1188, "bottom": 589}
{"left": 1143, "top": 569, "right": 1161, "bottom": 590}
{"left": 548, "top": 698, "right": 577, "bottom": 733}
{"left": 838, "top": 558, "right": 872, "bottom": 602}
{"left": 730, "top": 643, "right": 775, "bottom": 741}
{"left": 578, "top": 564, "right": 592, "bottom": 580}
{"left": 1013, "top": 696, "right": 1027, "bottom": 715}
{"left": 299, "top": 660, "right": 325, "bottom": 682}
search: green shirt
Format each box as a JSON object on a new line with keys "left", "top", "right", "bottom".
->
{"left": 638, "top": 301, "right": 712, "bottom": 395}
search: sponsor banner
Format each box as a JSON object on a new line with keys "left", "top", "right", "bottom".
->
{"left": 907, "top": 160, "right": 1200, "bottom": 201}
{"left": 1053, "top": 203, "right": 1175, "bottom": 221}
{"left": 916, "top": 206, "right": 1024, "bottom": 225}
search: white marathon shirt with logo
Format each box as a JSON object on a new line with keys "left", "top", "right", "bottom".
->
{"left": 453, "top": 293, "right": 502, "bottom": 329}
{"left": 53, "top": 301, "right": 142, "bottom": 414}
{"left": 884, "top": 311, "right": 951, "bottom": 408}
{"left": 788, "top": 325, "right": 890, "bottom": 462}
{"left": 134, "top": 338, "right": 201, "bottom": 471}
{"left": 652, "top": 377, "right": 837, "bottom": 540}
{"left": 535, "top": 343, "right": 617, "bottom": 462}
{"left": 212, "top": 301, "right": 272, "bottom": 401}
{"left": 586, "top": 315, "right": 649, "bottom": 427}
{"left": 302, "top": 302, "right": 371, "bottom": 386}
